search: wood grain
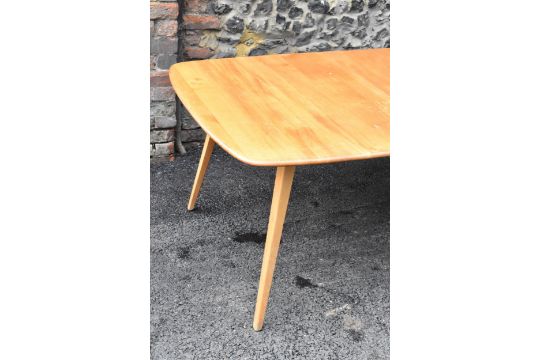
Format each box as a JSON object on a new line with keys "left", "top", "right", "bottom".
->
{"left": 187, "top": 134, "right": 215, "bottom": 210}
{"left": 253, "top": 166, "right": 296, "bottom": 331}
{"left": 170, "top": 48, "right": 389, "bottom": 166}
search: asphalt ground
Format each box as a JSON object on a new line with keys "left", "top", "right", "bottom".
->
{"left": 151, "top": 146, "right": 390, "bottom": 359}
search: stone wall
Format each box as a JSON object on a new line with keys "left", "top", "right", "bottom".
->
{"left": 150, "top": 0, "right": 390, "bottom": 157}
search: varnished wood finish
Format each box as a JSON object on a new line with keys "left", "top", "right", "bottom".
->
{"left": 169, "top": 48, "right": 389, "bottom": 167}
{"left": 175, "top": 49, "right": 390, "bottom": 331}
{"left": 253, "top": 166, "right": 296, "bottom": 331}
{"left": 187, "top": 135, "right": 215, "bottom": 210}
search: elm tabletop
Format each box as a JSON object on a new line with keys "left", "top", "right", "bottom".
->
{"left": 169, "top": 48, "right": 390, "bottom": 331}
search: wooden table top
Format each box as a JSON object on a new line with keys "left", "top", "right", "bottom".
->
{"left": 169, "top": 48, "right": 389, "bottom": 166}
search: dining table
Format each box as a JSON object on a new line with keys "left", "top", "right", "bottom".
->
{"left": 169, "top": 47, "right": 390, "bottom": 331}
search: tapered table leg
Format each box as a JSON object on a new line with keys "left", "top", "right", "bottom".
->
{"left": 253, "top": 166, "right": 296, "bottom": 331}
{"left": 187, "top": 134, "right": 215, "bottom": 211}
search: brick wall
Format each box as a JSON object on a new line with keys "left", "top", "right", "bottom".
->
{"left": 176, "top": 0, "right": 221, "bottom": 151}
{"left": 150, "top": 0, "right": 390, "bottom": 158}
{"left": 150, "top": 0, "right": 179, "bottom": 159}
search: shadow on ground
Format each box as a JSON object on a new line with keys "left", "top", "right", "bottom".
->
{"left": 151, "top": 146, "right": 390, "bottom": 359}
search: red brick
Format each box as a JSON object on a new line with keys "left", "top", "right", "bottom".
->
{"left": 183, "top": 15, "right": 220, "bottom": 30}
{"left": 151, "top": 129, "right": 175, "bottom": 143}
{"left": 184, "top": 0, "right": 209, "bottom": 13}
{"left": 150, "top": 71, "right": 171, "bottom": 87}
{"left": 153, "top": 141, "right": 175, "bottom": 160}
{"left": 184, "top": 47, "right": 214, "bottom": 60}
{"left": 155, "top": 20, "right": 178, "bottom": 37}
{"left": 150, "top": 3, "right": 179, "bottom": 20}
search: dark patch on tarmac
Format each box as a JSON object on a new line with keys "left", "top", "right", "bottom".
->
{"left": 176, "top": 247, "right": 190, "bottom": 259}
{"left": 295, "top": 276, "right": 318, "bottom": 289}
{"left": 348, "top": 329, "right": 365, "bottom": 342}
{"left": 233, "top": 231, "right": 266, "bottom": 245}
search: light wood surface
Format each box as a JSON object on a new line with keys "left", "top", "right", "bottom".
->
{"left": 170, "top": 48, "right": 389, "bottom": 167}
{"left": 178, "top": 49, "right": 390, "bottom": 331}
{"left": 253, "top": 166, "right": 296, "bottom": 331}
{"left": 187, "top": 135, "right": 215, "bottom": 210}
